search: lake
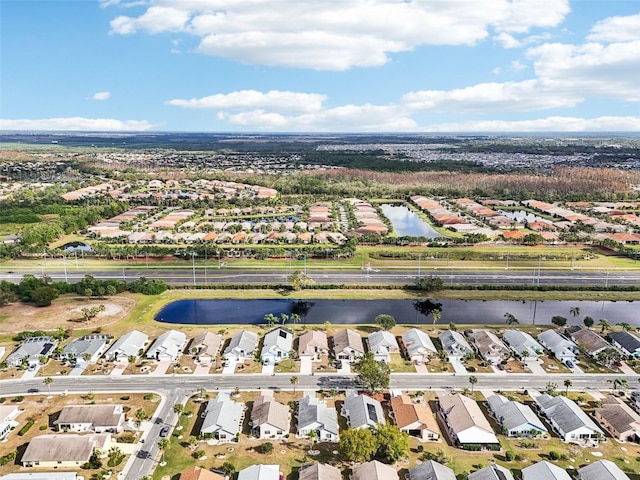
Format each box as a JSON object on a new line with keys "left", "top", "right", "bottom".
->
{"left": 498, "top": 210, "right": 551, "bottom": 224}
{"left": 155, "top": 299, "right": 639, "bottom": 326}
{"left": 379, "top": 204, "right": 442, "bottom": 238}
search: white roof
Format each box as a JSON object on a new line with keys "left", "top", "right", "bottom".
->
{"left": 402, "top": 329, "right": 437, "bottom": 357}
{"left": 368, "top": 330, "right": 399, "bottom": 355}
{"left": 522, "top": 461, "right": 572, "bottom": 480}
{"left": 238, "top": 464, "right": 280, "bottom": 480}
{"left": 146, "top": 329, "right": 187, "bottom": 360}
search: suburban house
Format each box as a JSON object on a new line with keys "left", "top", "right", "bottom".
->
{"left": 260, "top": 327, "right": 294, "bottom": 365}
{"left": 189, "top": 332, "right": 223, "bottom": 363}
{"left": 577, "top": 460, "right": 631, "bottom": 480}
{"left": 251, "top": 394, "right": 290, "bottom": 439}
{"left": 61, "top": 334, "right": 111, "bottom": 364}
{"left": 103, "top": 330, "right": 149, "bottom": 362}
{"left": 54, "top": 405, "right": 125, "bottom": 433}
{"left": 200, "top": 392, "right": 245, "bottom": 442}
{"left": 224, "top": 330, "right": 259, "bottom": 362}
{"left": 237, "top": 465, "right": 280, "bottom": 480}
{"left": 21, "top": 433, "right": 111, "bottom": 468}
{"left": 368, "top": 330, "right": 400, "bottom": 363}
{"left": 352, "top": 460, "right": 399, "bottom": 480}
{"left": 609, "top": 331, "right": 640, "bottom": 358}
{"left": 522, "top": 461, "right": 572, "bottom": 480}
{"left": 593, "top": 396, "right": 640, "bottom": 442}
{"left": 566, "top": 327, "right": 610, "bottom": 357}
{"left": 298, "top": 462, "right": 342, "bottom": 480}
{"left": 402, "top": 328, "right": 437, "bottom": 364}
{"left": 332, "top": 328, "right": 365, "bottom": 363}
{"left": 341, "top": 392, "right": 385, "bottom": 430}
{"left": 502, "top": 330, "right": 544, "bottom": 359}
{"left": 468, "top": 329, "right": 510, "bottom": 365}
{"left": 487, "top": 394, "right": 547, "bottom": 437}
{"left": 438, "top": 330, "right": 473, "bottom": 359}
{"left": 146, "top": 329, "right": 187, "bottom": 361}
{"left": 437, "top": 393, "right": 499, "bottom": 447}
{"left": 390, "top": 394, "right": 439, "bottom": 441}
{"left": 298, "top": 330, "right": 329, "bottom": 361}
{"left": 534, "top": 393, "right": 604, "bottom": 443}
{"left": 407, "top": 460, "right": 456, "bottom": 480}
{"left": 1, "top": 474, "right": 79, "bottom": 480}
{"left": 0, "top": 404, "right": 22, "bottom": 440}
{"left": 468, "top": 465, "right": 514, "bottom": 480}
{"left": 296, "top": 394, "right": 339, "bottom": 442}
{"left": 537, "top": 330, "right": 578, "bottom": 363}
{"left": 179, "top": 466, "right": 225, "bottom": 480}
{"left": 6, "top": 336, "right": 58, "bottom": 367}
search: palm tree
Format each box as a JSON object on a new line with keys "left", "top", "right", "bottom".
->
{"left": 290, "top": 375, "right": 299, "bottom": 393}
{"left": 290, "top": 313, "right": 301, "bottom": 329}
{"left": 264, "top": 313, "right": 278, "bottom": 328}
{"left": 598, "top": 318, "right": 610, "bottom": 334}
{"left": 431, "top": 309, "right": 442, "bottom": 332}
{"left": 569, "top": 306, "right": 580, "bottom": 323}
{"left": 468, "top": 375, "right": 478, "bottom": 394}
{"left": 618, "top": 322, "right": 631, "bottom": 331}
{"left": 279, "top": 313, "right": 289, "bottom": 327}
{"left": 504, "top": 313, "right": 519, "bottom": 325}
{"left": 134, "top": 408, "right": 148, "bottom": 430}
{"left": 610, "top": 377, "right": 628, "bottom": 392}
{"left": 307, "top": 429, "right": 319, "bottom": 448}
{"left": 43, "top": 376, "right": 54, "bottom": 394}
{"left": 158, "top": 438, "right": 169, "bottom": 465}
{"left": 564, "top": 379, "right": 572, "bottom": 395}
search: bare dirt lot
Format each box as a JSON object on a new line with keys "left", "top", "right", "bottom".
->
{"left": 0, "top": 295, "right": 137, "bottom": 337}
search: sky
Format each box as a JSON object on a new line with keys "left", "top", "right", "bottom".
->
{"left": 1, "top": 0, "right": 639, "bottom": 133}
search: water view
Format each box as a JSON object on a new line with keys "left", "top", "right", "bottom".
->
{"left": 380, "top": 204, "right": 442, "bottom": 238}
{"left": 498, "top": 210, "right": 551, "bottom": 224}
{"left": 155, "top": 298, "right": 638, "bottom": 326}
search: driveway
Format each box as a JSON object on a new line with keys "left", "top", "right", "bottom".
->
{"left": 618, "top": 361, "right": 636, "bottom": 375}
{"left": 261, "top": 363, "right": 275, "bottom": 375}
{"left": 150, "top": 360, "right": 173, "bottom": 376}
{"left": 21, "top": 365, "right": 40, "bottom": 379}
{"left": 414, "top": 363, "right": 428, "bottom": 374}
{"left": 222, "top": 358, "right": 240, "bottom": 374}
{"left": 449, "top": 357, "right": 468, "bottom": 374}
{"left": 299, "top": 357, "right": 313, "bottom": 375}
{"left": 110, "top": 362, "right": 127, "bottom": 376}
{"left": 69, "top": 361, "right": 88, "bottom": 376}
{"left": 525, "top": 359, "right": 547, "bottom": 375}
{"left": 337, "top": 362, "right": 351, "bottom": 374}
{"left": 193, "top": 362, "right": 211, "bottom": 375}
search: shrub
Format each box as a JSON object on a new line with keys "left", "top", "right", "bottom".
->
{"left": 261, "top": 442, "right": 274, "bottom": 454}
{"left": 18, "top": 420, "right": 34, "bottom": 436}
{"left": 549, "top": 450, "right": 560, "bottom": 460}
{"left": 38, "top": 424, "right": 47, "bottom": 431}
{"left": 505, "top": 451, "right": 515, "bottom": 461}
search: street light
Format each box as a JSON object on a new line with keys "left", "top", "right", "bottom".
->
{"left": 191, "top": 252, "right": 197, "bottom": 286}
{"left": 62, "top": 255, "right": 68, "bottom": 282}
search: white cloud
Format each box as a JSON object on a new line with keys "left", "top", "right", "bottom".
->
{"left": 92, "top": 91, "right": 111, "bottom": 101}
{"left": 0, "top": 117, "right": 155, "bottom": 131}
{"left": 167, "top": 90, "right": 327, "bottom": 113}
{"left": 424, "top": 116, "right": 640, "bottom": 132}
{"left": 587, "top": 13, "right": 640, "bottom": 43}
{"left": 510, "top": 60, "right": 526, "bottom": 71}
{"left": 99, "top": 0, "right": 148, "bottom": 8}
{"left": 494, "top": 32, "right": 520, "bottom": 48}
{"left": 402, "top": 80, "right": 580, "bottom": 113}
{"left": 108, "top": 0, "right": 570, "bottom": 69}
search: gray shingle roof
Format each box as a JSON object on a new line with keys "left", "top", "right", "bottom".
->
{"left": 261, "top": 327, "right": 293, "bottom": 358}
{"left": 569, "top": 327, "right": 610, "bottom": 353}
{"left": 487, "top": 395, "right": 547, "bottom": 433}
{"left": 201, "top": 392, "right": 244, "bottom": 437}
{"left": 342, "top": 392, "right": 385, "bottom": 429}
{"left": 535, "top": 394, "right": 604, "bottom": 437}
{"left": 609, "top": 331, "right": 640, "bottom": 355}
{"left": 469, "top": 330, "right": 510, "bottom": 361}
{"left": 104, "top": 330, "right": 148, "bottom": 360}
{"left": 297, "top": 395, "right": 338, "bottom": 436}
{"left": 438, "top": 330, "right": 472, "bottom": 357}
{"left": 402, "top": 329, "right": 437, "bottom": 358}
{"left": 577, "top": 460, "right": 631, "bottom": 480}
{"left": 224, "top": 330, "right": 259, "bottom": 358}
{"left": 62, "top": 334, "right": 111, "bottom": 359}
{"left": 368, "top": 331, "right": 399, "bottom": 355}
{"left": 522, "top": 461, "right": 572, "bottom": 480}
{"left": 537, "top": 330, "right": 577, "bottom": 358}
{"left": 408, "top": 460, "right": 456, "bottom": 480}
{"left": 468, "top": 464, "right": 514, "bottom": 480}
{"left": 502, "top": 330, "right": 544, "bottom": 357}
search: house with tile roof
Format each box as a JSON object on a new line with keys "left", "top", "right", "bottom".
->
{"left": 437, "top": 393, "right": 499, "bottom": 447}
{"left": 21, "top": 433, "right": 111, "bottom": 468}
{"left": 487, "top": 394, "right": 547, "bottom": 438}
{"left": 179, "top": 466, "right": 226, "bottom": 480}
{"left": 522, "top": 461, "right": 571, "bottom": 480}
{"left": 189, "top": 332, "right": 223, "bottom": 363}
{"left": 296, "top": 394, "right": 339, "bottom": 442}
{"left": 468, "top": 329, "right": 510, "bottom": 365}
{"left": 333, "top": 328, "right": 365, "bottom": 363}
{"left": 566, "top": 327, "right": 611, "bottom": 357}
{"left": 390, "top": 394, "right": 439, "bottom": 441}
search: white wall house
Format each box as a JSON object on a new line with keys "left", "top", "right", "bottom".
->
{"left": 146, "top": 330, "right": 187, "bottom": 361}
{"left": 260, "top": 327, "right": 294, "bottom": 365}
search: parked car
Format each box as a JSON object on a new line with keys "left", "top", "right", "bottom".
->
{"left": 159, "top": 426, "right": 170, "bottom": 437}
{"left": 565, "top": 360, "right": 575, "bottom": 369}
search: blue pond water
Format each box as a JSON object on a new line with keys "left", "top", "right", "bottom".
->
{"left": 155, "top": 299, "right": 639, "bottom": 326}
{"left": 379, "top": 204, "right": 442, "bottom": 238}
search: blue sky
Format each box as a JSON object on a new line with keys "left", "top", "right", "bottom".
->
{"left": 1, "top": 0, "right": 639, "bottom": 132}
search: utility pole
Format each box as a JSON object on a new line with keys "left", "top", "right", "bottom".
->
{"left": 63, "top": 255, "right": 68, "bottom": 282}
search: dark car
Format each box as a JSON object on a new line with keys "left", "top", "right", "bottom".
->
{"left": 159, "top": 426, "right": 170, "bottom": 437}
{"left": 565, "top": 360, "right": 575, "bottom": 369}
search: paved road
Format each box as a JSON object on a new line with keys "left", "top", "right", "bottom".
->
{"left": 3, "top": 372, "right": 638, "bottom": 477}
{"left": 2, "top": 267, "right": 640, "bottom": 287}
